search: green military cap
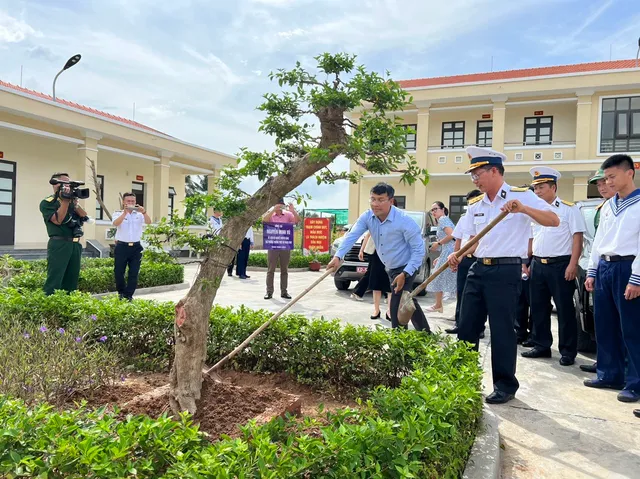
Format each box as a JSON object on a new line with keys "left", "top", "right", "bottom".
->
{"left": 588, "top": 169, "right": 605, "bottom": 184}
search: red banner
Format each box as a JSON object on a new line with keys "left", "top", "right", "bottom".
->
{"left": 303, "top": 217, "right": 330, "bottom": 253}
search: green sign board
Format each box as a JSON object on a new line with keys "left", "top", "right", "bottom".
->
{"left": 304, "top": 209, "right": 349, "bottom": 225}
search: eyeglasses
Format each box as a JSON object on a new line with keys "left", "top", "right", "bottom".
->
{"left": 470, "top": 168, "right": 490, "bottom": 182}
{"left": 369, "top": 197, "right": 390, "bottom": 204}
{"left": 430, "top": 207, "right": 441, "bottom": 212}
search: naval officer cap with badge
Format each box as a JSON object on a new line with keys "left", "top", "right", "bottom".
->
{"left": 448, "top": 146, "right": 560, "bottom": 405}
{"left": 522, "top": 166, "right": 587, "bottom": 367}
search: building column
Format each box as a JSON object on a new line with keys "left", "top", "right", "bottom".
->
{"left": 153, "top": 152, "right": 172, "bottom": 223}
{"left": 572, "top": 174, "right": 589, "bottom": 201}
{"left": 205, "top": 169, "right": 220, "bottom": 218}
{"left": 77, "top": 133, "right": 100, "bottom": 242}
{"left": 575, "top": 91, "right": 594, "bottom": 161}
{"left": 491, "top": 99, "right": 507, "bottom": 152}
{"left": 413, "top": 107, "right": 430, "bottom": 212}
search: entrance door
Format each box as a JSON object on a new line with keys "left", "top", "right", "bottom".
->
{"left": 0, "top": 160, "right": 17, "bottom": 245}
{"left": 131, "top": 181, "right": 145, "bottom": 207}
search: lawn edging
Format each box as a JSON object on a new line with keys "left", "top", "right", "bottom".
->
{"left": 462, "top": 405, "right": 502, "bottom": 479}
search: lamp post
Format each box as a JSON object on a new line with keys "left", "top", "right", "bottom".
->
{"left": 636, "top": 37, "right": 640, "bottom": 68}
{"left": 52, "top": 54, "right": 81, "bottom": 101}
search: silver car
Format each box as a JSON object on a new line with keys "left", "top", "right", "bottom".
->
{"left": 331, "top": 210, "right": 440, "bottom": 296}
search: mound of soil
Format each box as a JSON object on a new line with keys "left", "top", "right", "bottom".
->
{"left": 66, "top": 370, "right": 355, "bottom": 441}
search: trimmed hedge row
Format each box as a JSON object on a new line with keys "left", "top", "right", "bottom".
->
{"left": 248, "top": 250, "right": 331, "bottom": 268}
{"left": 7, "top": 263, "right": 184, "bottom": 294}
{"left": 0, "top": 290, "right": 483, "bottom": 477}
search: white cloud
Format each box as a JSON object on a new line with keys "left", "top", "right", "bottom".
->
{"left": 0, "top": 11, "right": 40, "bottom": 43}
{"left": 277, "top": 28, "right": 307, "bottom": 39}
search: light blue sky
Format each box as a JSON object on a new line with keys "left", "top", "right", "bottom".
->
{"left": 1, "top": 0, "right": 639, "bottom": 208}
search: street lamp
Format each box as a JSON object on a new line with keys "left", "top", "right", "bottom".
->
{"left": 636, "top": 37, "right": 640, "bottom": 68}
{"left": 52, "top": 54, "right": 81, "bottom": 101}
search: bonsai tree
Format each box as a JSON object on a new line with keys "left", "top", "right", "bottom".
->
{"left": 144, "top": 53, "right": 429, "bottom": 415}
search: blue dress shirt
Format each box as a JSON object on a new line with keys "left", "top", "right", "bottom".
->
{"left": 335, "top": 206, "right": 424, "bottom": 276}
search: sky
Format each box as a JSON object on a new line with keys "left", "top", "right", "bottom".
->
{"left": 1, "top": 0, "right": 639, "bottom": 208}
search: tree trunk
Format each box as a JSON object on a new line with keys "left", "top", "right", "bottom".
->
{"left": 169, "top": 106, "right": 346, "bottom": 415}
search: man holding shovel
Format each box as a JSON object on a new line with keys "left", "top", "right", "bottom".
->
{"left": 327, "top": 183, "right": 431, "bottom": 332}
{"left": 448, "top": 146, "right": 559, "bottom": 404}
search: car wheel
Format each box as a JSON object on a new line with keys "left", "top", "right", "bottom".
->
{"left": 574, "top": 290, "right": 597, "bottom": 353}
{"left": 334, "top": 278, "right": 351, "bottom": 291}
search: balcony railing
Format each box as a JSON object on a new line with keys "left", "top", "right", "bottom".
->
{"left": 504, "top": 140, "right": 576, "bottom": 149}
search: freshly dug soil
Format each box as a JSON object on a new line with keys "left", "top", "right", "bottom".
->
{"left": 67, "top": 370, "right": 354, "bottom": 441}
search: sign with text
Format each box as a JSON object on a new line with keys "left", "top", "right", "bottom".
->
{"left": 136, "top": 175, "right": 144, "bottom": 181}
{"left": 263, "top": 222, "right": 294, "bottom": 250}
{"left": 303, "top": 217, "right": 330, "bottom": 253}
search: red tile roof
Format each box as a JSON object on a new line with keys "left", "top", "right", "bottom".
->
{"left": 0, "top": 79, "right": 168, "bottom": 136}
{"left": 398, "top": 59, "right": 639, "bottom": 89}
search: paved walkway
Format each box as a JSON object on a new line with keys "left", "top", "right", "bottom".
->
{"left": 138, "top": 265, "right": 640, "bottom": 478}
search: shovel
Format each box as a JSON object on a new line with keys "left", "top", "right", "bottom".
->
{"left": 397, "top": 210, "right": 510, "bottom": 326}
{"left": 204, "top": 267, "right": 335, "bottom": 382}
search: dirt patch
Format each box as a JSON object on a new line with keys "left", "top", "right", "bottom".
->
{"left": 67, "top": 370, "right": 354, "bottom": 441}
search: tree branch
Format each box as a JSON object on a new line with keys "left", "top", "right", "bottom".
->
{"left": 87, "top": 157, "right": 112, "bottom": 221}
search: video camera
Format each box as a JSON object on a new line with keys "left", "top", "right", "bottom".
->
{"left": 49, "top": 178, "right": 91, "bottom": 200}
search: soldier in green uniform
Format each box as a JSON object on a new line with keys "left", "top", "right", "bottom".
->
{"left": 39, "top": 172, "right": 89, "bottom": 295}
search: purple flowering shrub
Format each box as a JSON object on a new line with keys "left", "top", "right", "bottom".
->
{"left": 0, "top": 317, "right": 119, "bottom": 406}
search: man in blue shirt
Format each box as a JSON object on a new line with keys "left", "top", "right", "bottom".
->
{"left": 327, "top": 183, "right": 431, "bottom": 332}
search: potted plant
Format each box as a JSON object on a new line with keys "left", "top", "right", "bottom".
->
{"left": 308, "top": 249, "right": 322, "bottom": 271}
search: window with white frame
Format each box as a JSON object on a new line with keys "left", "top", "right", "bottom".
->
{"left": 168, "top": 186, "right": 177, "bottom": 218}
{"left": 600, "top": 96, "right": 640, "bottom": 153}
{"left": 441, "top": 121, "right": 465, "bottom": 148}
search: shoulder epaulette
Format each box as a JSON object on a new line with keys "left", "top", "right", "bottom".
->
{"left": 561, "top": 200, "right": 575, "bottom": 207}
{"left": 468, "top": 194, "right": 484, "bottom": 205}
{"left": 45, "top": 196, "right": 55, "bottom": 202}
{"left": 510, "top": 187, "right": 528, "bottom": 192}
{"left": 595, "top": 201, "right": 606, "bottom": 211}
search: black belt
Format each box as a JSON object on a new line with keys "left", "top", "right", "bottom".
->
{"left": 601, "top": 255, "right": 636, "bottom": 262}
{"left": 117, "top": 241, "right": 141, "bottom": 247}
{"left": 477, "top": 257, "right": 522, "bottom": 266}
{"left": 533, "top": 255, "right": 571, "bottom": 265}
{"left": 49, "top": 236, "right": 80, "bottom": 243}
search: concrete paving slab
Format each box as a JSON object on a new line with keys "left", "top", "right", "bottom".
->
{"left": 136, "top": 264, "right": 640, "bottom": 478}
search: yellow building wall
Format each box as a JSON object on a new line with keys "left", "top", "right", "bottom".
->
{"left": 504, "top": 103, "right": 577, "bottom": 146}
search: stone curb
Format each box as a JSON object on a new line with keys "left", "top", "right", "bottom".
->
{"left": 462, "top": 404, "right": 501, "bottom": 479}
{"left": 91, "top": 282, "right": 190, "bottom": 299}
{"left": 246, "top": 266, "right": 313, "bottom": 272}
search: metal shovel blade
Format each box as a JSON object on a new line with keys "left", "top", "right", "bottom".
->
{"left": 397, "top": 290, "right": 415, "bottom": 326}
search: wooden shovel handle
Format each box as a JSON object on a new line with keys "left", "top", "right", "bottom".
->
{"left": 205, "top": 267, "right": 335, "bottom": 375}
{"left": 405, "top": 210, "right": 510, "bottom": 301}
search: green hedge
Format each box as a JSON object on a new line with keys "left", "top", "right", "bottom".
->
{"left": 248, "top": 250, "right": 331, "bottom": 268}
{"left": 0, "top": 290, "right": 483, "bottom": 477}
{"left": 7, "top": 263, "right": 184, "bottom": 294}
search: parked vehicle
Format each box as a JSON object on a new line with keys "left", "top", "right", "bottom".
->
{"left": 574, "top": 198, "right": 601, "bottom": 353}
{"left": 330, "top": 210, "right": 440, "bottom": 295}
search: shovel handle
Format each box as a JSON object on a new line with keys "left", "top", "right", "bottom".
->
{"left": 205, "top": 266, "right": 335, "bottom": 375}
{"left": 404, "top": 210, "right": 510, "bottom": 302}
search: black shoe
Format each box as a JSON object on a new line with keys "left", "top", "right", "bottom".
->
{"left": 521, "top": 348, "right": 552, "bottom": 359}
{"left": 485, "top": 390, "right": 515, "bottom": 404}
{"left": 617, "top": 389, "right": 640, "bottom": 403}
{"left": 579, "top": 362, "right": 597, "bottom": 373}
{"left": 228, "top": 272, "right": 233, "bottom": 277}
{"left": 281, "top": 293, "right": 292, "bottom": 299}
{"left": 583, "top": 378, "right": 624, "bottom": 390}
{"left": 479, "top": 331, "right": 485, "bottom": 339}
{"left": 239, "top": 275, "right": 251, "bottom": 279}
{"left": 264, "top": 293, "right": 273, "bottom": 300}
{"left": 521, "top": 340, "right": 535, "bottom": 347}
{"left": 370, "top": 312, "right": 381, "bottom": 319}
{"left": 516, "top": 337, "right": 528, "bottom": 345}
{"left": 559, "top": 356, "right": 575, "bottom": 366}
{"left": 445, "top": 327, "right": 458, "bottom": 334}
{"left": 385, "top": 313, "right": 391, "bottom": 322}
{"left": 634, "top": 409, "right": 640, "bottom": 418}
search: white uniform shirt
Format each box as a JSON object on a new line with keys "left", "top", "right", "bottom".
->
{"left": 245, "top": 227, "right": 254, "bottom": 245}
{"left": 112, "top": 210, "right": 145, "bottom": 243}
{"left": 458, "top": 182, "right": 555, "bottom": 259}
{"left": 452, "top": 214, "right": 472, "bottom": 250}
{"left": 587, "top": 189, "right": 640, "bottom": 286}
{"left": 532, "top": 197, "right": 586, "bottom": 257}
{"left": 209, "top": 215, "right": 223, "bottom": 234}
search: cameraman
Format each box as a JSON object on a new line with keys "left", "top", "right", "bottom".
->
{"left": 39, "top": 172, "right": 89, "bottom": 295}
{"left": 112, "top": 193, "right": 151, "bottom": 300}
